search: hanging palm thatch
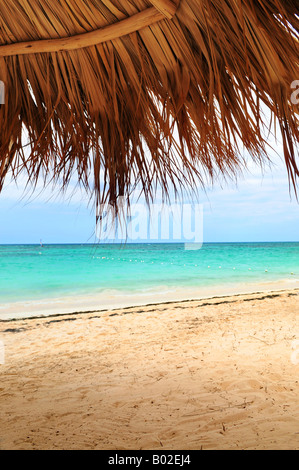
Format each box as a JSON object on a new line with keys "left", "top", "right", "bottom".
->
{"left": 0, "top": 0, "right": 298, "bottom": 211}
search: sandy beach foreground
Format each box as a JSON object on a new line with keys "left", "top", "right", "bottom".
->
{"left": 0, "top": 289, "right": 298, "bottom": 450}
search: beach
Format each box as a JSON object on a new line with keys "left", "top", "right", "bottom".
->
{"left": 0, "top": 288, "right": 298, "bottom": 450}
{"left": 1, "top": 0, "right": 298, "bottom": 453}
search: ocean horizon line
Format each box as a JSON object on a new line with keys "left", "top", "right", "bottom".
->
{"left": 1, "top": 240, "right": 299, "bottom": 246}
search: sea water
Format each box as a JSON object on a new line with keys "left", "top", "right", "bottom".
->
{"left": 0, "top": 243, "right": 298, "bottom": 318}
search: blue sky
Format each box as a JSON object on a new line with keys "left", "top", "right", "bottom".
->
{"left": 0, "top": 147, "right": 298, "bottom": 244}
{"left": 1, "top": 111, "right": 299, "bottom": 246}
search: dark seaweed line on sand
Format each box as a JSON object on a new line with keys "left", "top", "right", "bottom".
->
{"left": 0, "top": 289, "right": 298, "bottom": 333}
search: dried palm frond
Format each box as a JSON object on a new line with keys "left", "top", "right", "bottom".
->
{"left": 0, "top": 0, "right": 298, "bottom": 211}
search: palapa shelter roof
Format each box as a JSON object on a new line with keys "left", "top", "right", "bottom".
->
{"left": 0, "top": 0, "right": 298, "bottom": 211}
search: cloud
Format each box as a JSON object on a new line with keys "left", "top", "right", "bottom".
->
{"left": 0, "top": 130, "right": 298, "bottom": 243}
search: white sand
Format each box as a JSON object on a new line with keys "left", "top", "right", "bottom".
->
{"left": 0, "top": 289, "right": 298, "bottom": 450}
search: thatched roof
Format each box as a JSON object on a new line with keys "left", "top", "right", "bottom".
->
{"left": 0, "top": 0, "right": 298, "bottom": 211}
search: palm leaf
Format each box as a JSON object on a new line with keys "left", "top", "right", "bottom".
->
{"left": 0, "top": 0, "right": 298, "bottom": 210}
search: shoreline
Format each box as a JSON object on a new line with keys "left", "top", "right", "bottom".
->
{"left": 0, "top": 287, "right": 298, "bottom": 326}
{"left": 0, "top": 287, "right": 298, "bottom": 325}
{"left": 0, "top": 283, "right": 299, "bottom": 323}
{"left": 0, "top": 280, "right": 299, "bottom": 321}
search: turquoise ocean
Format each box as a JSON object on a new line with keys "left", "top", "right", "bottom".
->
{"left": 0, "top": 243, "right": 298, "bottom": 319}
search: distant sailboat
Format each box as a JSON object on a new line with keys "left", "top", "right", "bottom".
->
{"left": 40, "top": 239, "right": 43, "bottom": 247}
